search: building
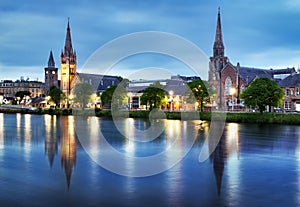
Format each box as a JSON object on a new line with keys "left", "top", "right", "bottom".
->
{"left": 208, "top": 8, "right": 296, "bottom": 110}
{"left": 55, "top": 20, "right": 120, "bottom": 108}
{"left": 0, "top": 78, "right": 44, "bottom": 99}
{"left": 127, "top": 75, "right": 200, "bottom": 110}
{"left": 76, "top": 73, "right": 120, "bottom": 94}
{"left": 60, "top": 20, "right": 77, "bottom": 98}
{"left": 278, "top": 74, "right": 300, "bottom": 111}
{"left": 44, "top": 51, "right": 58, "bottom": 94}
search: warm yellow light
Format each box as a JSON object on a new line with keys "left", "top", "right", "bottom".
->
{"left": 230, "top": 87, "right": 236, "bottom": 95}
{"left": 69, "top": 94, "right": 74, "bottom": 99}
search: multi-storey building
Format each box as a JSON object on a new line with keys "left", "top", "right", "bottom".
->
{"left": 0, "top": 78, "right": 44, "bottom": 99}
{"left": 279, "top": 74, "right": 300, "bottom": 111}
{"left": 60, "top": 20, "right": 77, "bottom": 99}
{"left": 127, "top": 75, "right": 200, "bottom": 110}
{"left": 44, "top": 51, "right": 58, "bottom": 94}
{"left": 208, "top": 8, "right": 296, "bottom": 110}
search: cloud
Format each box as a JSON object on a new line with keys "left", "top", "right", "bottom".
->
{"left": 230, "top": 47, "right": 300, "bottom": 69}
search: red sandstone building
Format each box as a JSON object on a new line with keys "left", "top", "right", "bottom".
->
{"left": 208, "top": 8, "right": 297, "bottom": 111}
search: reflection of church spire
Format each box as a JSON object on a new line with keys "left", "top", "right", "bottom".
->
{"left": 210, "top": 134, "right": 226, "bottom": 196}
{"left": 45, "top": 137, "right": 58, "bottom": 168}
{"left": 44, "top": 116, "right": 58, "bottom": 168}
{"left": 60, "top": 116, "right": 77, "bottom": 190}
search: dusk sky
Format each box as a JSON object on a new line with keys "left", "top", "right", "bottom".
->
{"left": 1, "top": 0, "right": 300, "bottom": 81}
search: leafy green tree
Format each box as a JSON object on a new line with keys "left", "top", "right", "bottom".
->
{"left": 140, "top": 82, "right": 166, "bottom": 110}
{"left": 74, "top": 82, "right": 94, "bottom": 109}
{"left": 101, "top": 85, "right": 128, "bottom": 109}
{"left": 186, "top": 80, "right": 214, "bottom": 112}
{"left": 15, "top": 91, "right": 31, "bottom": 100}
{"left": 240, "top": 77, "right": 284, "bottom": 113}
{"left": 47, "top": 86, "right": 63, "bottom": 108}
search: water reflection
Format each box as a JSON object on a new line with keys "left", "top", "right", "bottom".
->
{"left": 0, "top": 113, "right": 4, "bottom": 150}
{"left": 60, "top": 116, "right": 77, "bottom": 189}
{"left": 210, "top": 134, "right": 226, "bottom": 196}
{"left": 2, "top": 113, "right": 300, "bottom": 206}
{"left": 44, "top": 115, "right": 58, "bottom": 167}
{"left": 210, "top": 123, "right": 240, "bottom": 197}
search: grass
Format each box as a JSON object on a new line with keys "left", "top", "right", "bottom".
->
{"left": 1, "top": 107, "right": 299, "bottom": 125}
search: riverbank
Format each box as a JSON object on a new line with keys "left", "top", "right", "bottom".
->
{"left": 95, "top": 110, "right": 300, "bottom": 125}
{"left": 0, "top": 107, "right": 299, "bottom": 125}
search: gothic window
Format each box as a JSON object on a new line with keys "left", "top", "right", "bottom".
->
{"left": 296, "top": 88, "right": 300, "bottom": 96}
{"left": 225, "top": 77, "right": 232, "bottom": 96}
{"left": 241, "top": 84, "right": 245, "bottom": 92}
{"left": 212, "top": 73, "right": 216, "bottom": 80}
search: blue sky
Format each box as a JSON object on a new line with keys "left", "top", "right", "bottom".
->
{"left": 0, "top": 0, "right": 300, "bottom": 81}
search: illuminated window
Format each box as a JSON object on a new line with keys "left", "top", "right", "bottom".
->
{"left": 296, "top": 88, "right": 300, "bottom": 96}
{"left": 284, "top": 101, "right": 291, "bottom": 109}
{"left": 225, "top": 77, "right": 232, "bottom": 95}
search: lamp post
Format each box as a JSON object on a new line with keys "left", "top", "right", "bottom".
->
{"left": 169, "top": 90, "right": 174, "bottom": 111}
{"left": 230, "top": 87, "right": 236, "bottom": 111}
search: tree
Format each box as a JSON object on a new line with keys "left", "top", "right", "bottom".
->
{"left": 140, "top": 82, "right": 166, "bottom": 110}
{"left": 15, "top": 91, "right": 31, "bottom": 100}
{"left": 47, "top": 86, "right": 63, "bottom": 108}
{"left": 101, "top": 84, "right": 128, "bottom": 109}
{"left": 74, "top": 82, "right": 94, "bottom": 109}
{"left": 186, "top": 80, "right": 214, "bottom": 112}
{"left": 240, "top": 77, "right": 284, "bottom": 113}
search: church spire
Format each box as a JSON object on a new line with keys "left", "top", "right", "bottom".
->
{"left": 64, "top": 18, "right": 73, "bottom": 57}
{"left": 48, "top": 50, "right": 55, "bottom": 68}
{"left": 213, "top": 7, "right": 225, "bottom": 58}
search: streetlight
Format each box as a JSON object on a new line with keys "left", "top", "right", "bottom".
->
{"left": 230, "top": 87, "right": 236, "bottom": 111}
{"left": 169, "top": 90, "right": 174, "bottom": 111}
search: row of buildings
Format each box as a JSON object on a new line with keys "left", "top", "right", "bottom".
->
{"left": 1, "top": 8, "right": 300, "bottom": 111}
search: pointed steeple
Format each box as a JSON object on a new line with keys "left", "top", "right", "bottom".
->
{"left": 213, "top": 7, "right": 225, "bottom": 58}
{"left": 48, "top": 50, "right": 55, "bottom": 68}
{"left": 64, "top": 18, "right": 73, "bottom": 57}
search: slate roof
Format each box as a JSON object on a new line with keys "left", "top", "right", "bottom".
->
{"left": 235, "top": 66, "right": 296, "bottom": 84}
{"left": 77, "top": 73, "right": 120, "bottom": 93}
{"left": 127, "top": 86, "right": 148, "bottom": 93}
{"left": 165, "top": 85, "right": 188, "bottom": 96}
{"left": 278, "top": 73, "right": 300, "bottom": 87}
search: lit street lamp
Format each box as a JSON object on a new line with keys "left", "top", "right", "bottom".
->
{"left": 230, "top": 87, "right": 236, "bottom": 111}
{"left": 169, "top": 90, "right": 174, "bottom": 111}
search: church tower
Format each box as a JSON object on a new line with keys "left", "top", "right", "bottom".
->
{"left": 60, "top": 20, "right": 77, "bottom": 99}
{"left": 208, "top": 8, "right": 228, "bottom": 110}
{"left": 44, "top": 50, "right": 58, "bottom": 94}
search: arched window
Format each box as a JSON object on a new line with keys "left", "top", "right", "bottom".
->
{"left": 225, "top": 77, "right": 232, "bottom": 95}
{"left": 241, "top": 84, "right": 245, "bottom": 92}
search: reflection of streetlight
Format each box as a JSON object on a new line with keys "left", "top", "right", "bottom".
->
{"left": 230, "top": 87, "right": 236, "bottom": 111}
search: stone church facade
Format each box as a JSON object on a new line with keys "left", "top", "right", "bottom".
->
{"left": 44, "top": 20, "right": 120, "bottom": 108}
{"left": 208, "top": 8, "right": 296, "bottom": 110}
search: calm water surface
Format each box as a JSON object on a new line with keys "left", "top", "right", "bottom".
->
{"left": 0, "top": 113, "right": 300, "bottom": 207}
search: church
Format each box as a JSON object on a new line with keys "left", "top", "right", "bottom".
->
{"left": 208, "top": 8, "right": 297, "bottom": 111}
{"left": 44, "top": 20, "right": 120, "bottom": 107}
